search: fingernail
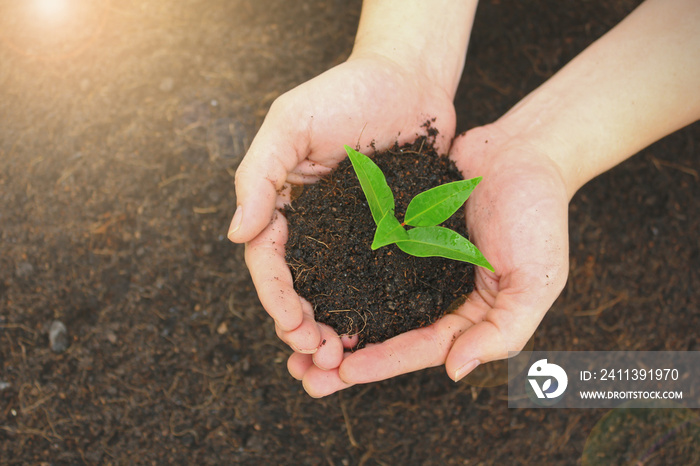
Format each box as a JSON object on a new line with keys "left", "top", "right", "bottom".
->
{"left": 227, "top": 205, "right": 243, "bottom": 239}
{"left": 292, "top": 345, "right": 317, "bottom": 355}
{"left": 454, "top": 359, "right": 480, "bottom": 382}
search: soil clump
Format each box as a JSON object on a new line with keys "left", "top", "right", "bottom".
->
{"left": 285, "top": 136, "right": 475, "bottom": 348}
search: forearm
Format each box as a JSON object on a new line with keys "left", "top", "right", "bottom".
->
{"left": 498, "top": 0, "right": 700, "bottom": 198}
{"left": 351, "top": 0, "right": 478, "bottom": 98}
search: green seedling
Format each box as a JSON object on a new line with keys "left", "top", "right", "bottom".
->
{"left": 344, "top": 145, "right": 494, "bottom": 272}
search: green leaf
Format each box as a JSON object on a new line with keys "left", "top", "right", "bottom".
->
{"left": 404, "top": 177, "right": 482, "bottom": 227}
{"left": 371, "top": 210, "right": 408, "bottom": 250}
{"left": 396, "top": 226, "right": 494, "bottom": 271}
{"left": 344, "top": 145, "right": 394, "bottom": 224}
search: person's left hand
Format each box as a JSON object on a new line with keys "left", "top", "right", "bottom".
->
{"left": 287, "top": 123, "right": 572, "bottom": 397}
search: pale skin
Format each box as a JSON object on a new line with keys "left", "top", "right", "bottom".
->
{"left": 229, "top": 0, "right": 700, "bottom": 397}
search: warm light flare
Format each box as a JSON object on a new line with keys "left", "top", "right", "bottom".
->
{"left": 0, "top": 0, "right": 106, "bottom": 59}
{"left": 34, "top": 0, "right": 68, "bottom": 21}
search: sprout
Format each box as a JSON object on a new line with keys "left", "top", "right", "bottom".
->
{"left": 345, "top": 145, "right": 494, "bottom": 272}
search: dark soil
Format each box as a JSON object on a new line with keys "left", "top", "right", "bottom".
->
{"left": 285, "top": 137, "right": 474, "bottom": 348}
{"left": 2, "top": 0, "right": 699, "bottom": 464}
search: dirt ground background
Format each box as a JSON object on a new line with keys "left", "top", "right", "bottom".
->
{"left": 1, "top": 0, "right": 698, "bottom": 464}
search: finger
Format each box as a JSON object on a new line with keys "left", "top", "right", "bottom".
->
{"left": 289, "top": 352, "right": 355, "bottom": 397}
{"left": 312, "top": 324, "right": 344, "bottom": 370}
{"left": 244, "top": 212, "right": 303, "bottom": 332}
{"left": 287, "top": 159, "right": 336, "bottom": 185}
{"left": 275, "top": 297, "right": 321, "bottom": 354}
{"left": 341, "top": 334, "right": 358, "bottom": 349}
{"left": 275, "top": 183, "right": 293, "bottom": 210}
{"left": 338, "top": 314, "right": 470, "bottom": 384}
{"left": 288, "top": 352, "right": 314, "bottom": 381}
{"left": 302, "top": 361, "right": 354, "bottom": 398}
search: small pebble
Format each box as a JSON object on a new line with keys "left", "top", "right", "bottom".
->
{"left": 49, "top": 320, "right": 70, "bottom": 353}
{"left": 14, "top": 261, "right": 34, "bottom": 278}
{"left": 159, "top": 76, "right": 174, "bottom": 92}
{"left": 0, "top": 381, "right": 11, "bottom": 391}
{"left": 105, "top": 330, "right": 118, "bottom": 344}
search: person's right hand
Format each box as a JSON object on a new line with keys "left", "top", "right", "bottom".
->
{"left": 228, "top": 52, "right": 460, "bottom": 367}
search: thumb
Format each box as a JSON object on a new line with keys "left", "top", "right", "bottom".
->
{"left": 445, "top": 299, "right": 545, "bottom": 382}
{"left": 444, "top": 319, "right": 512, "bottom": 382}
{"left": 228, "top": 106, "right": 307, "bottom": 243}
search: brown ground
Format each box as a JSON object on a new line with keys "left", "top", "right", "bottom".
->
{"left": 1, "top": 0, "right": 698, "bottom": 464}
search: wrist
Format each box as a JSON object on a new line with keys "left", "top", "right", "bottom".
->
{"left": 349, "top": 0, "right": 477, "bottom": 99}
{"left": 494, "top": 89, "right": 593, "bottom": 200}
{"left": 495, "top": 0, "right": 700, "bottom": 199}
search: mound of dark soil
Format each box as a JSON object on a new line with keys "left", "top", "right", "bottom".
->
{"left": 284, "top": 136, "right": 475, "bottom": 348}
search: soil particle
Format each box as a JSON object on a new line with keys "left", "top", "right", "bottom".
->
{"left": 49, "top": 320, "right": 70, "bottom": 354}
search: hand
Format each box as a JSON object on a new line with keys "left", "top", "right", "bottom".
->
{"left": 289, "top": 123, "right": 571, "bottom": 397}
{"left": 229, "top": 53, "right": 459, "bottom": 364}
{"left": 288, "top": 0, "right": 700, "bottom": 396}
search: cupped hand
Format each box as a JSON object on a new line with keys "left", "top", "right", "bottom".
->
{"left": 229, "top": 53, "right": 459, "bottom": 365}
{"left": 290, "top": 123, "right": 572, "bottom": 397}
